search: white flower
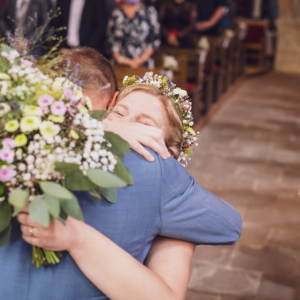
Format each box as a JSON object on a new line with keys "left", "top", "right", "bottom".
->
{"left": 40, "top": 121, "right": 60, "bottom": 139}
{"left": 23, "top": 105, "right": 43, "bottom": 116}
{"left": 26, "top": 155, "right": 35, "bottom": 164}
{"left": 20, "top": 116, "right": 41, "bottom": 132}
{"left": 173, "top": 88, "right": 187, "bottom": 97}
{"left": 18, "top": 163, "right": 26, "bottom": 171}
{"left": 23, "top": 173, "right": 31, "bottom": 181}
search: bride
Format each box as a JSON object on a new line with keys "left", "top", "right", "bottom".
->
{"left": 17, "top": 71, "right": 241, "bottom": 299}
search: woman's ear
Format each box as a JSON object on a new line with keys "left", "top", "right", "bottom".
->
{"left": 107, "top": 91, "right": 119, "bottom": 110}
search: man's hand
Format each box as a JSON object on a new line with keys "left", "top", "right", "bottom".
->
{"left": 195, "top": 21, "right": 213, "bottom": 32}
{"left": 17, "top": 205, "right": 83, "bottom": 253}
{"left": 128, "top": 58, "right": 142, "bottom": 69}
{"left": 103, "top": 120, "right": 171, "bottom": 162}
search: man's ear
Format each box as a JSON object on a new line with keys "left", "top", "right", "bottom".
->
{"left": 107, "top": 91, "right": 119, "bottom": 110}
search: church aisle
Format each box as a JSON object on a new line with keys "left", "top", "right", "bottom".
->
{"left": 186, "top": 73, "right": 300, "bottom": 300}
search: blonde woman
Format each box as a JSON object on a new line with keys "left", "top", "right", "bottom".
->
{"left": 14, "top": 78, "right": 242, "bottom": 300}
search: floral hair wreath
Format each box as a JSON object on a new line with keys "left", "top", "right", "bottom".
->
{"left": 123, "top": 72, "right": 199, "bottom": 167}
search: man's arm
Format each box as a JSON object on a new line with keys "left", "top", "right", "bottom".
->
{"left": 196, "top": 6, "right": 226, "bottom": 31}
{"left": 159, "top": 156, "right": 242, "bottom": 245}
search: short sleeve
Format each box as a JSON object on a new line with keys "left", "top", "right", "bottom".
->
{"left": 159, "top": 156, "right": 242, "bottom": 245}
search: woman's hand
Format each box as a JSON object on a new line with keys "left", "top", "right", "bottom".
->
{"left": 195, "top": 21, "right": 212, "bottom": 31}
{"left": 103, "top": 119, "right": 170, "bottom": 161}
{"left": 17, "top": 206, "right": 83, "bottom": 253}
{"left": 167, "top": 34, "right": 179, "bottom": 47}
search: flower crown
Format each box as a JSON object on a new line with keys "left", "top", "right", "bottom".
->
{"left": 123, "top": 72, "right": 199, "bottom": 167}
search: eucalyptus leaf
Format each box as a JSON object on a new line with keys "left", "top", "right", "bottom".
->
{"left": 29, "top": 197, "right": 50, "bottom": 227}
{"left": 65, "top": 170, "right": 98, "bottom": 191}
{"left": 100, "top": 188, "right": 118, "bottom": 204}
{"left": 87, "top": 169, "right": 127, "bottom": 188}
{"left": 60, "top": 193, "right": 84, "bottom": 222}
{"left": 0, "top": 225, "right": 11, "bottom": 247}
{"left": 89, "top": 188, "right": 101, "bottom": 202}
{"left": 90, "top": 110, "right": 107, "bottom": 121}
{"left": 40, "top": 181, "right": 73, "bottom": 200}
{"left": 8, "top": 189, "right": 29, "bottom": 209}
{"left": 54, "top": 162, "right": 80, "bottom": 173}
{"left": 1, "top": 44, "right": 13, "bottom": 53}
{"left": 109, "top": 147, "right": 124, "bottom": 160}
{"left": 114, "top": 158, "right": 134, "bottom": 185}
{"left": 0, "top": 201, "right": 11, "bottom": 232}
{"left": 0, "top": 182, "right": 5, "bottom": 196}
{"left": 58, "top": 207, "right": 68, "bottom": 225}
{"left": 0, "top": 55, "right": 11, "bottom": 73}
{"left": 105, "top": 132, "right": 130, "bottom": 154}
{"left": 44, "top": 195, "right": 60, "bottom": 219}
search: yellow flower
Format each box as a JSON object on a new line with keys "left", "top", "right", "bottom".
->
{"left": 78, "top": 105, "right": 88, "bottom": 114}
{"left": 5, "top": 120, "right": 19, "bottom": 132}
{"left": 70, "top": 130, "right": 79, "bottom": 140}
{"left": 48, "top": 114, "right": 64, "bottom": 123}
{"left": 39, "top": 121, "right": 60, "bottom": 139}
{"left": 23, "top": 105, "right": 42, "bottom": 116}
{"left": 15, "top": 134, "right": 27, "bottom": 147}
{"left": 20, "top": 116, "right": 41, "bottom": 132}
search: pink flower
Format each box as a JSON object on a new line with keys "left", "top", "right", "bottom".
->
{"left": 37, "top": 94, "right": 54, "bottom": 107}
{"left": 51, "top": 101, "right": 67, "bottom": 116}
{"left": 1, "top": 50, "right": 19, "bottom": 60}
{"left": 0, "top": 148, "right": 15, "bottom": 164}
{"left": 67, "top": 107, "right": 76, "bottom": 114}
{"left": 0, "top": 166, "right": 16, "bottom": 182}
{"left": 143, "top": 72, "right": 153, "bottom": 80}
{"left": 21, "top": 58, "right": 33, "bottom": 68}
{"left": 41, "top": 107, "right": 50, "bottom": 116}
{"left": 63, "top": 88, "right": 75, "bottom": 100}
{"left": 2, "top": 138, "right": 15, "bottom": 149}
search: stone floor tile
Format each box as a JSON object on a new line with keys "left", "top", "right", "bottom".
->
{"left": 192, "top": 246, "right": 235, "bottom": 266}
{"left": 185, "top": 291, "right": 222, "bottom": 300}
{"left": 255, "top": 280, "right": 296, "bottom": 300}
{"left": 231, "top": 246, "right": 297, "bottom": 277}
{"left": 188, "top": 264, "right": 262, "bottom": 297}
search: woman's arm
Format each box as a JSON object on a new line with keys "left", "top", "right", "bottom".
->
{"left": 18, "top": 212, "right": 195, "bottom": 300}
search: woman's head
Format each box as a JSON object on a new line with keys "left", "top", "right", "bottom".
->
{"left": 108, "top": 84, "right": 183, "bottom": 158}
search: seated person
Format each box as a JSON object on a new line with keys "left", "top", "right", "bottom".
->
{"left": 107, "top": 0, "right": 161, "bottom": 68}
{"left": 159, "top": 0, "right": 197, "bottom": 49}
{"left": 194, "top": 0, "right": 227, "bottom": 36}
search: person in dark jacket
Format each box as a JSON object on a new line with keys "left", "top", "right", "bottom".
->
{"left": 0, "top": 0, "right": 51, "bottom": 55}
{"left": 54, "top": 0, "right": 108, "bottom": 54}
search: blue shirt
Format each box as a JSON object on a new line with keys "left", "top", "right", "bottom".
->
{"left": 0, "top": 150, "right": 242, "bottom": 300}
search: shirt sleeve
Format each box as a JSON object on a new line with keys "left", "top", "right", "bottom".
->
{"left": 145, "top": 6, "right": 161, "bottom": 51}
{"left": 159, "top": 156, "right": 242, "bottom": 245}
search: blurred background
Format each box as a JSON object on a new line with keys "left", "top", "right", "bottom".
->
{"left": 0, "top": 0, "right": 299, "bottom": 299}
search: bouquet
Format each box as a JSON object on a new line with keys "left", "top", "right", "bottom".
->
{"left": 0, "top": 44, "right": 133, "bottom": 267}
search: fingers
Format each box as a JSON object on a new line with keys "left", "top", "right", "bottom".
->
{"left": 20, "top": 224, "right": 40, "bottom": 238}
{"left": 22, "top": 234, "right": 42, "bottom": 248}
{"left": 139, "top": 136, "right": 170, "bottom": 160}
{"left": 131, "top": 142, "right": 155, "bottom": 162}
{"left": 17, "top": 212, "right": 42, "bottom": 228}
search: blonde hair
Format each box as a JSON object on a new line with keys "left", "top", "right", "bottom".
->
{"left": 117, "top": 84, "right": 183, "bottom": 158}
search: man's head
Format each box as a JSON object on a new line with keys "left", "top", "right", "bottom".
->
{"left": 60, "top": 47, "right": 118, "bottom": 110}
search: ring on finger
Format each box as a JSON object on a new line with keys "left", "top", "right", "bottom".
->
{"left": 29, "top": 227, "right": 35, "bottom": 237}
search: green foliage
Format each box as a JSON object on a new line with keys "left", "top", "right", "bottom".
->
{"left": 54, "top": 162, "right": 80, "bottom": 173}
{"left": 0, "top": 55, "right": 11, "bottom": 73}
{"left": 114, "top": 158, "right": 134, "bottom": 185}
{"left": 60, "top": 193, "right": 84, "bottom": 222}
{"left": 0, "top": 201, "right": 11, "bottom": 232}
{"left": 100, "top": 188, "right": 118, "bottom": 204}
{"left": 89, "top": 188, "right": 101, "bottom": 202}
{"left": 58, "top": 207, "right": 68, "bottom": 225}
{"left": 105, "top": 131, "right": 130, "bottom": 154}
{"left": 87, "top": 169, "right": 127, "bottom": 188}
{"left": 8, "top": 189, "right": 29, "bottom": 217}
{"left": 40, "top": 181, "right": 73, "bottom": 200}
{"left": 44, "top": 195, "right": 60, "bottom": 219}
{"left": 29, "top": 197, "right": 50, "bottom": 227}
{"left": 0, "top": 182, "right": 5, "bottom": 196}
{"left": 0, "top": 225, "right": 11, "bottom": 247}
{"left": 1, "top": 44, "right": 13, "bottom": 53}
{"left": 65, "top": 170, "right": 98, "bottom": 191}
{"left": 90, "top": 110, "right": 107, "bottom": 121}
